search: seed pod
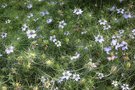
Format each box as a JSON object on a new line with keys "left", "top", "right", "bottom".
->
{"left": 125, "top": 62, "right": 131, "bottom": 69}
{"left": 123, "top": 55, "right": 129, "bottom": 61}
{"left": 46, "top": 60, "right": 54, "bottom": 67}
{"left": 110, "top": 65, "right": 117, "bottom": 74}
{"left": 44, "top": 81, "right": 51, "bottom": 88}
{"left": 33, "top": 86, "right": 38, "bottom": 90}
{"left": 2, "top": 86, "right": 7, "bottom": 90}
{"left": 79, "top": 78, "right": 86, "bottom": 85}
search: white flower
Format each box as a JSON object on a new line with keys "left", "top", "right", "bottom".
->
{"left": 58, "top": 77, "right": 64, "bottom": 83}
{"left": 38, "top": 0, "right": 44, "bottom": 2}
{"left": 81, "top": 31, "right": 87, "bottom": 34}
{"left": 107, "top": 55, "right": 117, "bottom": 61}
{"left": 98, "top": 19, "right": 107, "bottom": 25}
{"left": 21, "top": 24, "right": 28, "bottom": 31}
{"left": 111, "top": 39, "right": 117, "bottom": 46}
{"left": 72, "top": 74, "right": 80, "bottom": 81}
{"left": 129, "top": 34, "right": 135, "bottom": 39}
{"left": 86, "top": 61, "right": 97, "bottom": 70}
{"left": 103, "top": 24, "right": 111, "bottom": 30}
{"left": 62, "top": 71, "right": 72, "bottom": 80}
{"left": 50, "top": 35, "right": 57, "bottom": 42}
{"left": 55, "top": 40, "right": 61, "bottom": 47}
{"left": 1, "top": 3, "right": 7, "bottom": 8}
{"left": 70, "top": 52, "right": 80, "bottom": 60}
{"left": 95, "top": 35, "right": 104, "bottom": 43}
{"left": 119, "top": 0, "right": 124, "bottom": 3}
{"left": 116, "top": 8, "right": 125, "bottom": 14}
{"left": 121, "top": 84, "right": 130, "bottom": 90}
{"left": 26, "top": 30, "right": 37, "bottom": 38}
{"left": 46, "top": 18, "right": 53, "bottom": 24}
{"left": 132, "top": 29, "right": 135, "bottom": 35}
{"left": 1, "top": 32, "right": 7, "bottom": 38}
{"left": 27, "top": 13, "right": 33, "bottom": 18}
{"left": 119, "top": 29, "right": 125, "bottom": 34}
{"left": 112, "top": 81, "right": 119, "bottom": 87}
{"left": 0, "top": 53, "right": 3, "bottom": 57}
{"left": 58, "top": 20, "right": 67, "bottom": 29}
{"left": 41, "top": 76, "right": 46, "bottom": 83}
{"left": 64, "top": 31, "right": 70, "bottom": 36}
{"left": 73, "top": 8, "right": 83, "bottom": 15}
{"left": 5, "top": 19, "right": 11, "bottom": 24}
{"left": 27, "top": 4, "right": 33, "bottom": 9}
{"left": 109, "top": 5, "right": 116, "bottom": 11}
{"left": 5, "top": 46, "right": 14, "bottom": 54}
{"left": 40, "top": 11, "right": 49, "bottom": 16}
{"left": 33, "top": 18, "right": 39, "bottom": 22}
{"left": 54, "top": 87, "right": 59, "bottom": 90}
{"left": 97, "top": 72, "right": 104, "bottom": 79}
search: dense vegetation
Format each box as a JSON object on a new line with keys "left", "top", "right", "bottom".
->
{"left": 0, "top": 0, "right": 135, "bottom": 89}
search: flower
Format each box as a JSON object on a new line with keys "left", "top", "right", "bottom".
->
{"left": 85, "top": 61, "right": 97, "bottom": 70}
{"left": 1, "top": 32, "right": 7, "bottom": 38}
{"left": 0, "top": 53, "right": 3, "bottom": 57}
{"left": 121, "top": 84, "right": 130, "bottom": 90}
{"left": 103, "top": 24, "right": 111, "bottom": 30}
{"left": 95, "top": 35, "right": 104, "bottom": 43}
{"left": 64, "top": 31, "right": 70, "bottom": 36}
{"left": 112, "top": 81, "right": 119, "bottom": 87}
{"left": 73, "top": 8, "right": 83, "bottom": 15}
{"left": 119, "top": 0, "right": 124, "bottom": 3}
{"left": 1, "top": 3, "right": 7, "bottom": 8}
{"left": 27, "top": 4, "right": 33, "bottom": 9}
{"left": 81, "top": 31, "right": 87, "bottom": 34}
{"left": 116, "top": 8, "right": 125, "bottom": 14}
{"left": 123, "top": 12, "right": 132, "bottom": 19}
{"left": 62, "top": 71, "right": 72, "bottom": 80}
{"left": 115, "top": 41, "right": 128, "bottom": 50}
{"left": 54, "top": 87, "right": 59, "bottom": 90}
{"left": 46, "top": 18, "right": 53, "bottom": 24}
{"left": 98, "top": 19, "right": 107, "bottom": 25}
{"left": 109, "top": 5, "right": 116, "bottom": 11}
{"left": 5, "top": 19, "right": 11, "bottom": 24}
{"left": 55, "top": 40, "right": 61, "bottom": 47}
{"left": 41, "top": 76, "right": 46, "bottom": 83}
{"left": 70, "top": 52, "right": 80, "bottom": 60}
{"left": 97, "top": 72, "right": 104, "bottom": 79}
{"left": 131, "top": 29, "right": 135, "bottom": 36}
{"left": 40, "top": 11, "right": 49, "bottom": 16}
{"left": 21, "top": 24, "right": 28, "bottom": 31}
{"left": 27, "top": 13, "right": 33, "bottom": 18}
{"left": 72, "top": 74, "right": 80, "bottom": 81}
{"left": 107, "top": 55, "right": 117, "bottom": 61}
{"left": 26, "top": 30, "right": 37, "bottom": 38}
{"left": 50, "top": 35, "right": 57, "bottom": 42}
{"left": 58, "top": 77, "right": 64, "bottom": 83}
{"left": 111, "top": 39, "right": 117, "bottom": 46}
{"left": 5, "top": 46, "right": 14, "bottom": 54}
{"left": 119, "top": 29, "right": 125, "bottom": 34}
{"left": 104, "top": 46, "right": 112, "bottom": 54}
{"left": 58, "top": 20, "right": 67, "bottom": 29}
